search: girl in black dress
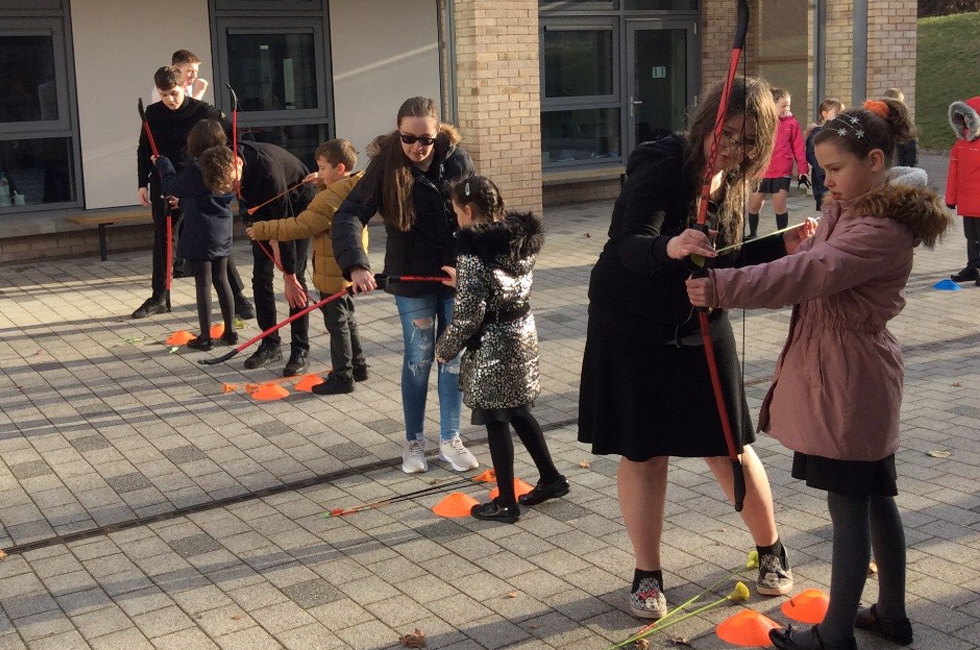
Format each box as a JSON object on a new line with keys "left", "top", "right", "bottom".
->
{"left": 578, "top": 77, "right": 813, "bottom": 619}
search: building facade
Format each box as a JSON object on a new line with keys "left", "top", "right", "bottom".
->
{"left": 0, "top": 0, "right": 917, "bottom": 261}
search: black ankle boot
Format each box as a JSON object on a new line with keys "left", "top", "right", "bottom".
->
{"left": 471, "top": 498, "right": 521, "bottom": 523}
{"left": 770, "top": 626, "right": 856, "bottom": 650}
{"left": 187, "top": 336, "right": 214, "bottom": 351}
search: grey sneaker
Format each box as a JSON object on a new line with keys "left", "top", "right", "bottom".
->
{"left": 401, "top": 439, "right": 428, "bottom": 474}
{"left": 629, "top": 576, "right": 667, "bottom": 619}
{"left": 438, "top": 435, "right": 479, "bottom": 471}
{"left": 757, "top": 550, "right": 794, "bottom": 596}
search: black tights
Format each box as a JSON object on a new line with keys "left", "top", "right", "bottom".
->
{"left": 486, "top": 413, "right": 562, "bottom": 507}
{"left": 192, "top": 257, "right": 235, "bottom": 339}
{"left": 818, "top": 491, "right": 907, "bottom": 645}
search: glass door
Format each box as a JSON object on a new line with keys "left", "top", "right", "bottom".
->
{"left": 626, "top": 20, "right": 697, "bottom": 153}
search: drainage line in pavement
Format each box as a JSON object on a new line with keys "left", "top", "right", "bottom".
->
{"left": 0, "top": 417, "right": 578, "bottom": 558}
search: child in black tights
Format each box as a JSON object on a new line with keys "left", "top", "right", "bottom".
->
{"left": 435, "top": 176, "right": 568, "bottom": 523}
{"left": 155, "top": 145, "right": 240, "bottom": 350}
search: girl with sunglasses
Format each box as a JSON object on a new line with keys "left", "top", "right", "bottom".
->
{"left": 332, "top": 96, "right": 479, "bottom": 475}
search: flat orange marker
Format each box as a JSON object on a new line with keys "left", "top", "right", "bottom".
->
{"left": 252, "top": 383, "right": 289, "bottom": 401}
{"left": 294, "top": 374, "right": 324, "bottom": 392}
{"left": 209, "top": 324, "right": 225, "bottom": 339}
{"left": 716, "top": 609, "right": 782, "bottom": 647}
{"left": 489, "top": 478, "right": 534, "bottom": 500}
{"left": 166, "top": 330, "right": 195, "bottom": 346}
{"left": 781, "top": 589, "right": 829, "bottom": 624}
{"left": 432, "top": 492, "right": 480, "bottom": 518}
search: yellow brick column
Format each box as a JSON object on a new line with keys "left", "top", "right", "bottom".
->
{"left": 866, "top": 0, "right": 917, "bottom": 117}
{"left": 453, "top": 0, "right": 543, "bottom": 215}
{"left": 824, "top": 0, "right": 855, "bottom": 107}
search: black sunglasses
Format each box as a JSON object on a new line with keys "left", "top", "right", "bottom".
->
{"left": 399, "top": 133, "right": 436, "bottom": 146}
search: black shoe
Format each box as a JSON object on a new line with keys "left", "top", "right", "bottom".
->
{"left": 855, "top": 605, "right": 913, "bottom": 646}
{"left": 131, "top": 296, "right": 170, "bottom": 319}
{"left": 243, "top": 343, "right": 282, "bottom": 370}
{"left": 745, "top": 233, "right": 757, "bottom": 241}
{"left": 770, "top": 626, "right": 856, "bottom": 650}
{"left": 311, "top": 372, "right": 355, "bottom": 395}
{"left": 186, "top": 336, "right": 214, "bottom": 351}
{"left": 471, "top": 498, "right": 521, "bottom": 523}
{"left": 283, "top": 349, "right": 309, "bottom": 377}
{"left": 220, "top": 331, "right": 239, "bottom": 346}
{"left": 353, "top": 363, "right": 370, "bottom": 382}
{"left": 235, "top": 296, "right": 255, "bottom": 320}
{"left": 950, "top": 267, "right": 979, "bottom": 282}
{"left": 518, "top": 476, "right": 570, "bottom": 506}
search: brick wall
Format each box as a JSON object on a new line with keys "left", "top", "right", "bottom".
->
{"left": 866, "top": 0, "right": 917, "bottom": 117}
{"left": 0, "top": 225, "right": 153, "bottom": 264}
{"left": 453, "top": 0, "right": 543, "bottom": 215}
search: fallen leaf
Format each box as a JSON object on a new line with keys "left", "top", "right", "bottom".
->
{"left": 507, "top": 591, "right": 518, "bottom": 599}
{"left": 585, "top": 232, "right": 591, "bottom": 238}
{"left": 231, "top": 614, "right": 242, "bottom": 620}
{"left": 529, "top": 624, "right": 539, "bottom": 630}
{"left": 234, "top": 318, "right": 246, "bottom": 329}
{"left": 124, "top": 336, "right": 145, "bottom": 344}
{"left": 32, "top": 349, "right": 42, "bottom": 355}
{"left": 633, "top": 639, "right": 651, "bottom": 650}
{"left": 579, "top": 459, "right": 591, "bottom": 469}
{"left": 0, "top": 549, "right": 6, "bottom": 562}
{"left": 671, "top": 637, "right": 692, "bottom": 647}
{"left": 717, "top": 527, "right": 726, "bottom": 532}
{"left": 167, "top": 346, "right": 179, "bottom": 354}
{"left": 868, "top": 560, "right": 878, "bottom": 575}
{"left": 952, "top": 382, "right": 962, "bottom": 387}
{"left": 927, "top": 450, "right": 952, "bottom": 458}
{"left": 399, "top": 627, "right": 426, "bottom": 648}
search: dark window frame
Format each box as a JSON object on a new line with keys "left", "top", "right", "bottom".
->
{"left": 0, "top": 3, "right": 83, "bottom": 213}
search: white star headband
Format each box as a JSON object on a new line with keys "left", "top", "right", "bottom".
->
{"left": 826, "top": 114, "right": 865, "bottom": 139}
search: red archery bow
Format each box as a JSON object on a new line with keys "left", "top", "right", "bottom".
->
{"left": 138, "top": 98, "right": 173, "bottom": 293}
{"left": 693, "top": 0, "right": 750, "bottom": 512}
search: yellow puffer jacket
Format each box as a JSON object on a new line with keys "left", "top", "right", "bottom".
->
{"left": 250, "top": 171, "right": 368, "bottom": 294}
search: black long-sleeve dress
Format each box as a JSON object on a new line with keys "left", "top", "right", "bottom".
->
{"left": 578, "top": 134, "right": 787, "bottom": 461}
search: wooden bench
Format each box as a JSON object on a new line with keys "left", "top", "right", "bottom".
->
{"left": 65, "top": 209, "right": 152, "bottom": 261}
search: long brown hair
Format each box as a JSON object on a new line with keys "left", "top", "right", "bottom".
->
{"left": 187, "top": 119, "right": 228, "bottom": 158}
{"left": 685, "top": 76, "right": 778, "bottom": 245}
{"left": 360, "top": 97, "right": 440, "bottom": 232}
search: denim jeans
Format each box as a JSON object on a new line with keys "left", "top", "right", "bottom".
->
{"left": 395, "top": 292, "right": 461, "bottom": 443}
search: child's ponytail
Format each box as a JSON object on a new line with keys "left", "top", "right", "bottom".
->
{"left": 868, "top": 98, "right": 917, "bottom": 146}
{"left": 452, "top": 176, "right": 506, "bottom": 223}
{"left": 814, "top": 99, "right": 918, "bottom": 166}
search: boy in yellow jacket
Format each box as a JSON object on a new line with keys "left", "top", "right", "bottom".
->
{"left": 246, "top": 140, "right": 368, "bottom": 395}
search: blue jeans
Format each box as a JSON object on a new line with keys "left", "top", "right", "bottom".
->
{"left": 395, "top": 292, "right": 462, "bottom": 443}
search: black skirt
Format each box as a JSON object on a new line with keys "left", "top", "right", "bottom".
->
{"left": 578, "top": 305, "right": 754, "bottom": 461}
{"left": 792, "top": 452, "right": 898, "bottom": 497}
{"left": 758, "top": 177, "right": 791, "bottom": 194}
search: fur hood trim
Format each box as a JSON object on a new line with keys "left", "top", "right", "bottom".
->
{"left": 456, "top": 211, "right": 544, "bottom": 264}
{"left": 949, "top": 97, "right": 980, "bottom": 142}
{"left": 853, "top": 183, "right": 952, "bottom": 248}
{"left": 887, "top": 165, "right": 928, "bottom": 189}
{"left": 366, "top": 122, "right": 463, "bottom": 158}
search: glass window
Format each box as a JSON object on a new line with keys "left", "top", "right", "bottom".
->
{"left": 542, "top": 107, "right": 621, "bottom": 163}
{"left": 544, "top": 29, "right": 614, "bottom": 98}
{"left": 624, "top": 0, "right": 696, "bottom": 9}
{"left": 240, "top": 123, "right": 328, "bottom": 171}
{"left": 0, "top": 137, "right": 76, "bottom": 206}
{"left": 227, "top": 31, "right": 318, "bottom": 112}
{"left": 0, "top": 34, "right": 59, "bottom": 123}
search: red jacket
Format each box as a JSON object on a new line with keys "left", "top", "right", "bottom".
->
{"left": 764, "top": 114, "right": 808, "bottom": 179}
{"left": 947, "top": 96, "right": 980, "bottom": 218}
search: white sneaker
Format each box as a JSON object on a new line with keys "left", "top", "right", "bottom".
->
{"left": 438, "top": 435, "right": 479, "bottom": 471}
{"left": 401, "top": 439, "right": 428, "bottom": 474}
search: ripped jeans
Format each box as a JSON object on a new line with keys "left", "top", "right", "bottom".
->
{"left": 395, "top": 292, "right": 462, "bottom": 443}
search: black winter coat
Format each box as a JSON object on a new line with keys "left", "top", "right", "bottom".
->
{"left": 589, "top": 133, "right": 786, "bottom": 337}
{"left": 156, "top": 157, "right": 233, "bottom": 261}
{"left": 332, "top": 124, "right": 475, "bottom": 297}
{"left": 237, "top": 141, "right": 316, "bottom": 274}
{"left": 137, "top": 97, "right": 226, "bottom": 189}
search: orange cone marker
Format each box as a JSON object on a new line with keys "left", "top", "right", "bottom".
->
{"left": 222, "top": 383, "right": 237, "bottom": 394}
{"left": 489, "top": 478, "right": 534, "bottom": 500}
{"left": 717, "top": 609, "right": 782, "bottom": 647}
{"left": 252, "top": 383, "right": 289, "bottom": 401}
{"left": 209, "top": 323, "right": 225, "bottom": 339}
{"left": 781, "top": 589, "right": 829, "bottom": 624}
{"left": 432, "top": 492, "right": 480, "bottom": 518}
{"left": 473, "top": 469, "right": 497, "bottom": 484}
{"left": 294, "top": 374, "right": 324, "bottom": 392}
{"left": 166, "top": 330, "right": 195, "bottom": 346}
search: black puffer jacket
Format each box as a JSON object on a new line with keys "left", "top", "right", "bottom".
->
{"left": 332, "top": 124, "right": 475, "bottom": 297}
{"left": 589, "top": 133, "right": 786, "bottom": 336}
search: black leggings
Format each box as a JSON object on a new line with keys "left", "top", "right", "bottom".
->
{"left": 190, "top": 257, "right": 235, "bottom": 338}
{"left": 486, "top": 413, "right": 562, "bottom": 507}
{"left": 818, "top": 491, "right": 907, "bottom": 645}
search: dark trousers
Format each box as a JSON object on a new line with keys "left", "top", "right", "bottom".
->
{"left": 320, "top": 293, "right": 365, "bottom": 379}
{"left": 186, "top": 258, "right": 235, "bottom": 338}
{"left": 150, "top": 191, "right": 178, "bottom": 297}
{"left": 251, "top": 238, "right": 310, "bottom": 351}
{"left": 965, "top": 217, "right": 980, "bottom": 270}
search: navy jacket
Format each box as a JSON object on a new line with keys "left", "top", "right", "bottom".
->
{"left": 155, "top": 156, "right": 233, "bottom": 261}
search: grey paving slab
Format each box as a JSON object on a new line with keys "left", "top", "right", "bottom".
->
{"left": 1, "top": 197, "right": 979, "bottom": 649}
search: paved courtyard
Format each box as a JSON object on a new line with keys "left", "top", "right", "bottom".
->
{"left": 1, "top": 189, "right": 978, "bottom": 650}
